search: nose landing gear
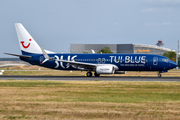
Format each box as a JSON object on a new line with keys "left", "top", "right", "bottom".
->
{"left": 158, "top": 70, "right": 168, "bottom": 77}
{"left": 158, "top": 73, "right": 161, "bottom": 77}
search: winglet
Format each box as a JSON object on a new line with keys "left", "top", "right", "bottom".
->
{"left": 40, "top": 47, "right": 50, "bottom": 59}
{"left": 40, "top": 47, "right": 50, "bottom": 64}
{"left": 91, "top": 49, "right": 96, "bottom": 54}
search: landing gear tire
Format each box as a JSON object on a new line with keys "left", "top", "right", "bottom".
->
{"left": 86, "top": 72, "right": 92, "bottom": 77}
{"left": 158, "top": 73, "right": 161, "bottom": 77}
{"left": 94, "top": 72, "right": 100, "bottom": 77}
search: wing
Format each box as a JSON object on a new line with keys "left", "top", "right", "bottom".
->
{"left": 40, "top": 47, "right": 97, "bottom": 70}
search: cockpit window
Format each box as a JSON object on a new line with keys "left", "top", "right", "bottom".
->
{"left": 162, "top": 58, "right": 170, "bottom": 62}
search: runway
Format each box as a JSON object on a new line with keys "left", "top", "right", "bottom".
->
{"left": 0, "top": 75, "right": 179, "bottom": 81}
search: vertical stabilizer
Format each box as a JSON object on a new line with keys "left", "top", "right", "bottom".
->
{"left": 15, "top": 23, "right": 42, "bottom": 55}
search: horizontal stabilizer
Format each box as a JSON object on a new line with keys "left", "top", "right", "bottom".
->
{"left": 4, "top": 53, "right": 32, "bottom": 58}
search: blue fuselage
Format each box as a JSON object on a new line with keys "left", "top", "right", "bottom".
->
{"left": 20, "top": 53, "right": 178, "bottom": 72}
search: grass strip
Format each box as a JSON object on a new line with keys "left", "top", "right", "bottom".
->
{"left": 0, "top": 80, "right": 180, "bottom": 119}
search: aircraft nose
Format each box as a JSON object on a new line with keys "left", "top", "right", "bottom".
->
{"left": 169, "top": 61, "right": 178, "bottom": 68}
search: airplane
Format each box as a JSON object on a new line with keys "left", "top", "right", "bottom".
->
{"left": 4, "top": 23, "right": 178, "bottom": 77}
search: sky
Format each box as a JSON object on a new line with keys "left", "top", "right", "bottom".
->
{"left": 0, "top": 0, "right": 180, "bottom": 57}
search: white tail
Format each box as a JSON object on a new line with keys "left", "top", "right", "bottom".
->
{"left": 15, "top": 23, "right": 54, "bottom": 55}
{"left": 15, "top": 23, "right": 42, "bottom": 54}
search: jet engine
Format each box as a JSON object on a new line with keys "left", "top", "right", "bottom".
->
{"left": 96, "top": 65, "right": 115, "bottom": 74}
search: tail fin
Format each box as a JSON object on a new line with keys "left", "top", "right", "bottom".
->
{"left": 15, "top": 23, "right": 42, "bottom": 55}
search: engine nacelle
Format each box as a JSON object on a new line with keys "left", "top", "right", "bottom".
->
{"left": 96, "top": 65, "right": 115, "bottom": 74}
{"left": 114, "top": 71, "right": 126, "bottom": 74}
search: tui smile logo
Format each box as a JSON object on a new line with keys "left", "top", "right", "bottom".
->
{"left": 21, "top": 39, "right": 31, "bottom": 49}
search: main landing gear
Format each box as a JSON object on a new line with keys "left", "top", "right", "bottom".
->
{"left": 86, "top": 72, "right": 100, "bottom": 77}
{"left": 94, "top": 72, "right": 100, "bottom": 77}
{"left": 86, "top": 72, "right": 92, "bottom": 77}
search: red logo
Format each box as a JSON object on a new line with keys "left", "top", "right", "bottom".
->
{"left": 21, "top": 39, "right": 31, "bottom": 49}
